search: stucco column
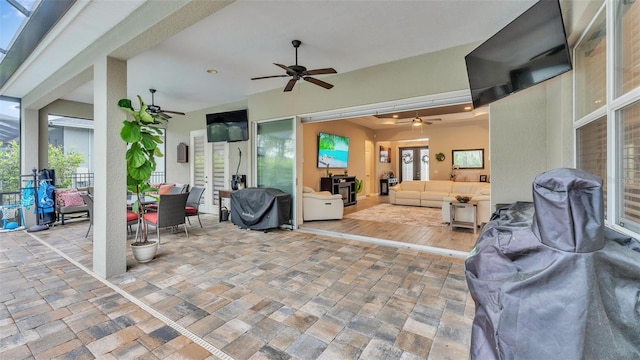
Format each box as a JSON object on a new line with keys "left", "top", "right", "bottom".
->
{"left": 93, "top": 57, "right": 127, "bottom": 277}
{"left": 20, "top": 108, "right": 39, "bottom": 173}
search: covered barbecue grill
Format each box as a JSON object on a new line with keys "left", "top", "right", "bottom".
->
{"left": 465, "top": 168, "right": 640, "bottom": 360}
{"left": 230, "top": 187, "right": 291, "bottom": 230}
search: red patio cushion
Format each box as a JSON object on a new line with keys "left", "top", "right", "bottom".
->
{"left": 143, "top": 212, "right": 158, "bottom": 224}
{"left": 126, "top": 212, "right": 138, "bottom": 222}
{"left": 185, "top": 206, "right": 198, "bottom": 215}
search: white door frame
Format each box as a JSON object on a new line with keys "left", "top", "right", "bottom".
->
{"left": 189, "top": 129, "right": 215, "bottom": 213}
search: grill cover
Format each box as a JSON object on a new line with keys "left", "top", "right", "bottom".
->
{"left": 230, "top": 188, "right": 291, "bottom": 230}
{"left": 465, "top": 168, "right": 640, "bottom": 360}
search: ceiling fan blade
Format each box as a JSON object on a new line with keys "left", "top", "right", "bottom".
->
{"left": 304, "top": 67, "right": 337, "bottom": 76}
{"left": 251, "top": 74, "right": 289, "bottom": 80}
{"left": 303, "top": 76, "right": 333, "bottom": 89}
{"left": 283, "top": 78, "right": 297, "bottom": 92}
{"left": 158, "top": 112, "right": 172, "bottom": 120}
{"left": 161, "top": 110, "right": 185, "bottom": 115}
{"left": 274, "top": 63, "right": 295, "bottom": 73}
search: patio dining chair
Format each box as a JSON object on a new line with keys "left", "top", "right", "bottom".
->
{"left": 81, "top": 193, "right": 140, "bottom": 238}
{"left": 80, "top": 194, "right": 93, "bottom": 238}
{"left": 185, "top": 186, "right": 205, "bottom": 227}
{"left": 142, "top": 193, "right": 189, "bottom": 244}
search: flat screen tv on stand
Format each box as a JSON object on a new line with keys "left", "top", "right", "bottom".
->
{"left": 465, "top": 0, "right": 572, "bottom": 108}
{"left": 317, "top": 132, "right": 350, "bottom": 169}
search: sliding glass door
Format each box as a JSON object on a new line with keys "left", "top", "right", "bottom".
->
{"left": 255, "top": 118, "right": 295, "bottom": 196}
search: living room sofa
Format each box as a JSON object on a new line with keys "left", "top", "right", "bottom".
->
{"left": 388, "top": 180, "right": 491, "bottom": 224}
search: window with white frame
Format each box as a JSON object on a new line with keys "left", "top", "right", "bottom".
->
{"left": 575, "top": 0, "right": 640, "bottom": 235}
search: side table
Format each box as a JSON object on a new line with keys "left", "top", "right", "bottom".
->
{"left": 450, "top": 200, "right": 478, "bottom": 234}
{"left": 380, "top": 177, "right": 398, "bottom": 195}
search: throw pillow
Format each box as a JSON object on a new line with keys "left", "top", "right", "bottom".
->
{"left": 59, "top": 191, "right": 85, "bottom": 207}
{"left": 54, "top": 188, "right": 79, "bottom": 207}
{"left": 158, "top": 184, "right": 175, "bottom": 195}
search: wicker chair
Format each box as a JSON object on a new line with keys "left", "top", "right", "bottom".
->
{"left": 185, "top": 186, "right": 205, "bottom": 228}
{"left": 142, "top": 193, "right": 189, "bottom": 243}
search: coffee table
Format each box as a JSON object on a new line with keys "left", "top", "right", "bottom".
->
{"left": 450, "top": 200, "right": 478, "bottom": 234}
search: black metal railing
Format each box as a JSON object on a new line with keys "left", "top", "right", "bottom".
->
{"left": 0, "top": 191, "right": 20, "bottom": 206}
{"left": 0, "top": 171, "right": 165, "bottom": 206}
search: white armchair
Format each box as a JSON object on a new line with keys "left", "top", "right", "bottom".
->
{"left": 303, "top": 186, "right": 344, "bottom": 221}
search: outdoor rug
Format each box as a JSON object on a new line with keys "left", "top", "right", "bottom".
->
{"left": 344, "top": 203, "right": 447, "bottom": 228}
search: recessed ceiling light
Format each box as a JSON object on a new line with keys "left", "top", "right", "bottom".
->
{"left": 392, "top": 114, "right": 399, "bottom": 118}
{"left": 464, "top": 106, "right": 472, "bottom": 111}
{"left": 207, "top": 69, "right": 218, "bottom": 74}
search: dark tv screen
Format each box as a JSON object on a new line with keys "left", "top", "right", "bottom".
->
{"left": 206, "top": 109, "right": 248, "bottom": 143}
{"left": 465, "top": 0, "right": 572, "bottom": 108}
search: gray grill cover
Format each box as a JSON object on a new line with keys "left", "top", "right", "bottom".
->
{"left": 230, "top": 188, "right": 291, "bottom": 230}
{"left": 465, "top": 168, "right": 640, "bottom": 360}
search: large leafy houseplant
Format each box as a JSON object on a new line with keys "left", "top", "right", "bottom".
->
{"left": 118, "top": 96, "right": 166, "bottom": 245}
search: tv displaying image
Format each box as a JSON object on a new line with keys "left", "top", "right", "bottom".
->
{"left": 317, "top": 132, "right": 349, "bottom": 168}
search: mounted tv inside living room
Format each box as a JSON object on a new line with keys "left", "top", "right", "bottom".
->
{"left": 317, "top": 132, "right": 349, "bottom": 169}
{"left": 465, "top": 0, "right": 572, "bottom": 108}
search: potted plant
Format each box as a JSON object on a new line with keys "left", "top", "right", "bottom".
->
{"left": 118, "top": 95, "right": 167, "bottom": 262}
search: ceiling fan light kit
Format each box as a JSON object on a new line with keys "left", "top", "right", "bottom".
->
{"left": 251, "top": 40, "right": 337, "bottom": 92}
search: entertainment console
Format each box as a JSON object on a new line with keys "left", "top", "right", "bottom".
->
{"left": 320, "top": 176, "right": 356, "bottom": 206}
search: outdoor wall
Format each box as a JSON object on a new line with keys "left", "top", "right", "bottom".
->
{"left": 302, "top": 120, "right": 374, "bottom": 192}
{"left": 164, "top": 100, "right": 248, "bottom": 186}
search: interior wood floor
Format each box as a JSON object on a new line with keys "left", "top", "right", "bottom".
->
{"left": 300, "top": 194, "right": 479, "bottom": 256}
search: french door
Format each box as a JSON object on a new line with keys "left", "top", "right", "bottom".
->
{"left": 189, "top": 129, "right": 225, "bottom": 214}
{"left": 399, "top": 147, "right": 429, "bottom": 181}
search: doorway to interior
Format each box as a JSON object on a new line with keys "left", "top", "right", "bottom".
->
{"left": 399, "top": 146, "right": 429, "bottom": 181}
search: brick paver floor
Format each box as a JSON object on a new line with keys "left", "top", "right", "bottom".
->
{"left": 1, "top": 214, "right": 474, "bottom": 359}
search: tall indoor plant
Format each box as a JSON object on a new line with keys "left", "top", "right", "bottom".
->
{"left": 118, "top": 96, "right": 166, "bottom": 254}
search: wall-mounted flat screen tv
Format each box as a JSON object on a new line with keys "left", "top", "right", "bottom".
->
{"left": 465, "top": 0, "right": 572, "bottom": 108}
{"left": 317, "top": 132, "right": 349, "bottom": 169}
{"left": 206, "top": 109, "right": 249, "bottom": 143}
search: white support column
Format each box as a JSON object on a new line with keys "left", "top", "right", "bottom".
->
{"left": 93, "top": 57, "right": 127, "bottom": 277}
{"left": 20, "top": 108, "right": 39, "bottom": 173}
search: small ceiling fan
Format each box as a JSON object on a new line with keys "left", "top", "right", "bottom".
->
{"left": 251, "top": 40, "right": 337, "bottom": 92}
{"left": 378, "top": 115, "right": 442, "bottom": 126}
{"left": 146, "top": 89, "right": 185, "bottom": 119}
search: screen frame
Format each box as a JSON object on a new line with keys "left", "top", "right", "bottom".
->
{"left": 206, "top": 109, "right": 249, "bottom": 143}
{"left": 465, "top": 0, "right": 572, "bottom": 108}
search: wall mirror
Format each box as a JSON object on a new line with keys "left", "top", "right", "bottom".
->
{"left": 452, "top": 149, "right": 484, "bottom": 169}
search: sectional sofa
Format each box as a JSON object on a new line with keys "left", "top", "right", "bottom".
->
{"left": 388, "top": 180, "right": 491, "bottom": 225}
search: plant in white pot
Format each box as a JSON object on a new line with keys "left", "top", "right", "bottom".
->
{"left": 118, "top": 96, "right": 166, "bottom": 262}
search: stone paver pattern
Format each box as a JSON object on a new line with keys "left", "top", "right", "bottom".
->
{"left": 1, "top": 214, "right": 474, "bottom": 359}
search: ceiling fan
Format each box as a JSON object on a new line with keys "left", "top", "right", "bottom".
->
{"left": 378, "top": 115, "right": 442, "bottom": 126}
{"left": 146, "top": 89, "right": 185, "bottom": 119}
{"left": 251, "top": 40, "right": 337, "bottom": 92}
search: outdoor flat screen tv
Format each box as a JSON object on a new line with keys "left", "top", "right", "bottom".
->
{"left": 206, "top": 109, "right": 248, "bottom": 143}
{"left": 465, "top": 0, "right": 572, "bottom": 108}
{"left": 317, "top": 132, "right": 349, "bottom": 169}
